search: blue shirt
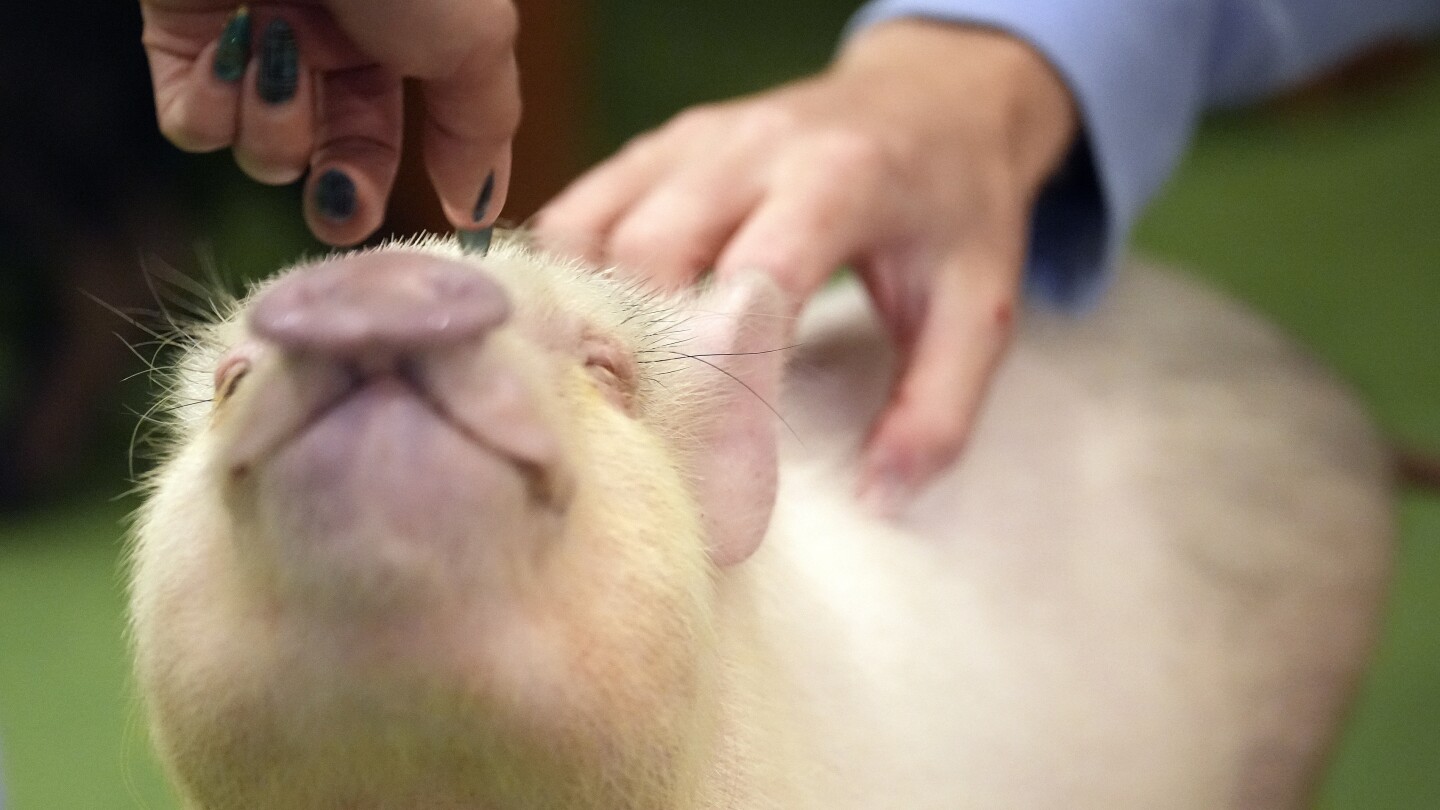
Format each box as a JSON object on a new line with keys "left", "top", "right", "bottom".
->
{"left": 849, "top": 0, "right": 1440, "bottom": 306}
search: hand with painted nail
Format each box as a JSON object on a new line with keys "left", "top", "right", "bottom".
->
{"left": 140, "top": 0, "right": 519, "bottom": 245}
{"left": 536, "top": 21, "right": 1077, "bottom": 513}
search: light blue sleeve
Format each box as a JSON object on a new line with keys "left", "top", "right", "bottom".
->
{"left": 847, "top": 0, "right": 1440, "bottom": 307}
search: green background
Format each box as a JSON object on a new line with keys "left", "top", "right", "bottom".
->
{"left": 0, "top": 4, "right": 1436, "bottom": 807}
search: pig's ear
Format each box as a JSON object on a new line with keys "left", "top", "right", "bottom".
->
{"left": 684, "top": 272, "right": 794, "bottom": 567}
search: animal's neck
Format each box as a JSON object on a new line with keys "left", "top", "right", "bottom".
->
{"left": 691, "top": 560, "right": 818, "bottom": 810}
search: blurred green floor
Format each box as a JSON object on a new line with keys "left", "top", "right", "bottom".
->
{"left": 0, "top": 12, "right": 1437, "bottom": 809}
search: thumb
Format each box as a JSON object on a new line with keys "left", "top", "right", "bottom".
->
{"left": 857, "top": 249, "right": 1019, "bottom": 516}
{"left": 422, "top": 47, "right": 521, "bottom": 229}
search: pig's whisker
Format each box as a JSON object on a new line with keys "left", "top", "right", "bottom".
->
{"left": 142, "top": 254, "right": 233, "bottom": 327}
{"left": 156, "top": 399, "right": 213, "bottom": 414}
{"left": 112, "top": 333, "right": 169, "bottom": 378}
{"left": 636, "top": 344, "right": 802, "bottom": 363}
{"left": 126, "top": 405, "right": 165, "bottom": 481}
{"left": 646, "top": 313, "right": 699, "bottom": 338}
{"left": 83, "top": 290, "right": 171, "bottom": 342}
{"left": 144, "top": 254, "right": 220, "bottom": 302}
{"left": 618, "top": 307, "right": 656, "bottom": 327}
{"left": 139, "top": 259, "right": 189, "bottom": 338}
{"left": 124, "top": 394, "right": 210, "bottom": 480}
{"left": 123, "top": 363, "right": 208, "bottom": 383}
{"left": 644, "top": 351, "right": 800, "bottom": 444}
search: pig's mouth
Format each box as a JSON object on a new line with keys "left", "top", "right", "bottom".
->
{"left": 333, "top": 364, "right": 561, "bottom": 505}
{"left": 225, "top": 352, "right": 571, "bottom": 513}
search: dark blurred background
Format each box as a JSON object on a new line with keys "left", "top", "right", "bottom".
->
{"left": 0, "top": 2, "right": 1435, "bottom": 807}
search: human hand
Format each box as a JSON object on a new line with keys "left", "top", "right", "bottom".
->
{"left": 140, "top": 0, "right": 520, "bottom": 245}
{"left": 535, "top": 21, "right": 1077, "bottom": 513}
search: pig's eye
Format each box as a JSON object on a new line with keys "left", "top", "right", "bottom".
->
{"left": 213, "top": 355, "right": 251, "bottom": 404}
{"left": 582, "top": 338, "right": 636, "bottom": 408}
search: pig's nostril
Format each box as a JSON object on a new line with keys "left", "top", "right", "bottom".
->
{"left": 249, "top": 252, "right": 511, "bottom": 357}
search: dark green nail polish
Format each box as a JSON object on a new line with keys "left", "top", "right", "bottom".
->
{"left": 458, "top": 226, "right": 494, "bottom": 255}
{"left": 257, "top": 18, "right": 299, "bottom": 104}
{"left": 314, "top": 169, "right": 356, "bottom": 222}
{"left": 213, "top": 6, "right": 252, "bottom": 83}
{"left": 472, "top": 171, "right": 496, "bottom": 223}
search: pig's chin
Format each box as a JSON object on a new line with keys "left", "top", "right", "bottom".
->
{"left": 229, "top": 375, "right": 563, "bottom": 608}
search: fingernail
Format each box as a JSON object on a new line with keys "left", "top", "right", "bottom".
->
{"left": 213, "top": 6, "right": 252, "bottom": 83}
{"left": 457, "top": 226, "right": 494, "bottom": 255}
{"left": 314, "top": 169, "right": 356, "bottom": 222}
{"left": 472, "top": 171, "right": 496, "bottom": 223}
{"left": 257, "top": 18, "right": 299, "bottom": 105}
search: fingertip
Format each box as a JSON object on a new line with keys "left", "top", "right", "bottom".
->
{"left": 862, "top": 264, "right": 1018, "bottom": 499}
{"left": 211, "top": 5, "right": 253, "bottom": 84}
{"left": 309, "top": 64, "right": 402, "bottom": 245}
{"left": 255, "top": 16, "right": 300, "bottom": 106}
{"left": 854, "top": 435, "right": 955, "bottom": 520}
{"left": 304, "top": 166, "right": 382, "bottom": 246}
{"left": 159, "top": 108, "right": 232, "bottom": 154}
{"left": 235, "top": 151, "right": 307, "bottom": 186}
{"left": 473, "top": 170, "right": 497, "bottom": 223}
{"left": 420, "top": 49, "right": 520, "bottom": 230}
{"left": 234, "top": 19, "right": 314, "bottom": 186}
{"left": 855, "top": 391, "right": 975, "bottom": 517}
{"left": 311, "top": 166, "right": 358, "bottom": 222}
{"left": 432, "top": 149, "right": 511, "bottom": 230}
{"left": 854, "top": 462, "right": 915, "bottom": 520}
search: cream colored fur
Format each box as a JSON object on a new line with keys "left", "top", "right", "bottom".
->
{"left": 129, "top": 236, "right": 1392, "bottom": 809}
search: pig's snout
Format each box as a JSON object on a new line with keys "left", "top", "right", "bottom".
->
{"left": 224, "top": 249, "right": 564, "bottom": 504}
{"left": 250, "top": 252, "right": 510, "bottom": 359}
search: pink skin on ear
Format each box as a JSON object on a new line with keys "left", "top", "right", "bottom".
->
{"left": 684, "top": 272, "right": 795, "bottom": 567}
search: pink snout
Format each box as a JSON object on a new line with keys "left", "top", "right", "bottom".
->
{"left": 250, "top": 252, "right": 510, "bottom": 358}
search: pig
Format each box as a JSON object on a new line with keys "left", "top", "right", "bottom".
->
{"left": 128, "top": 233, "right": 1392, "bottom": 810}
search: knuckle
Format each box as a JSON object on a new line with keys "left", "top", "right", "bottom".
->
{"left": 614, "top": 128, "right": 667, "bottom": 163}
{"left": 807, "top": 129, "right": 890, "bottom": 181}
{"left": 609, "top": 216, "right": 712, "bottom": 279}
{"left": 607, "top": 218, "right": 673, "bottom": 268}
{"left": 729, "top": 104, "right": 799, "bottom": 144}
{"left": 660, "top": 105, "right": 725, "bottom": 142}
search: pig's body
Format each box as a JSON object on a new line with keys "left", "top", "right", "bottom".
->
{"left": 129, "top": 238, "right": 1391, "bottom": 810}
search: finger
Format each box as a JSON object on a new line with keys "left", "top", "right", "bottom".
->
{"left": 421, "top": 27, "right": 523, "bottom": 229}
{"left": 603, "top": 160, "right": 764, "bottom": 290}
{"left": 713, "top": 142, "right": 880, "bottom": 301}
{"left": 534, "top": 132, "right": 680, "bottom": 263}
{"left": 234, "top": 16, "right": 315, "bottom": 185}
{"left": 305, "top": 64, "right": 404, "bottom": 246}
{"left": 856, "top": 251, "right": 1020, "bottom": 516}
{"left": 142, "top": 7, "right": 245, "bottom": 153}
